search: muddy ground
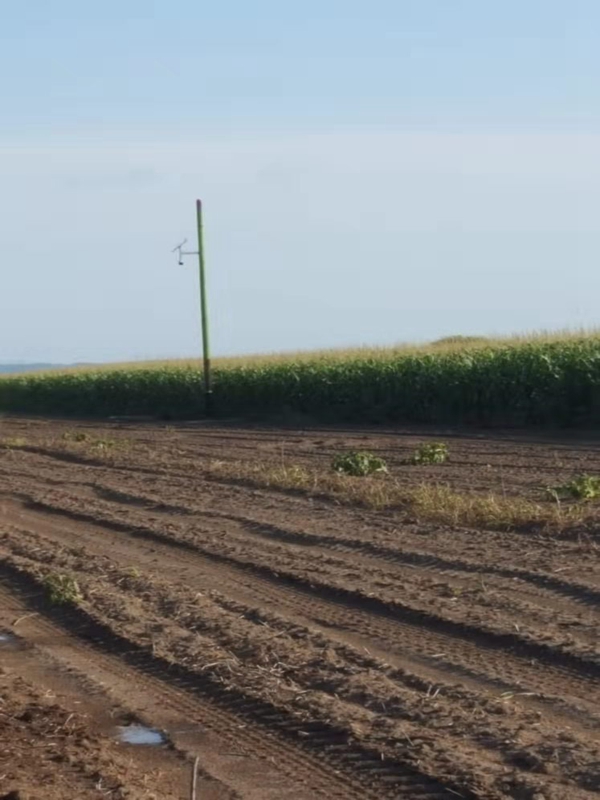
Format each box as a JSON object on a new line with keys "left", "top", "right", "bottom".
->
{"left": 0, "top": 416, "right": 599, "bottom": 799}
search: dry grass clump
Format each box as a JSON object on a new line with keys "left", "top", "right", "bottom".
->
{"left": 205, "top": 459, "right": 587, "bottom": 532}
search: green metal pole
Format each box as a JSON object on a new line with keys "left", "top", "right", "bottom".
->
{"left": 196, "top": 199, "right": 213, "bottom": 415}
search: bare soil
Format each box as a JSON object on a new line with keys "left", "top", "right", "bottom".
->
{"left": 1, "top": 416, "right": 599, "bottom": 799}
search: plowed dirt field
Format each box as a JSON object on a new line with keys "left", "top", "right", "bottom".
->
{"left": 0, "top": 416, "right": 599, "bottom": 800}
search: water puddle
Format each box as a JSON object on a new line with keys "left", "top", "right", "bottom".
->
{"left": 118, "top": 724, "right": 165, "bottom": 746}
{"left": 0, "top": 632, "right": 15, "bottom": 644}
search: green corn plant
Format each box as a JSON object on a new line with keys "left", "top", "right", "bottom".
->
{"left": 1, "top": 336, "right": 600, "bottom": 426}
{"left": 332, "top": 451, "right": 388, "bottom": 477}
{"left": 552, "top": 474, "right": 600, "bottom": 501}
{"left": 411, "top": 442, "right": 449, "bottom": 465}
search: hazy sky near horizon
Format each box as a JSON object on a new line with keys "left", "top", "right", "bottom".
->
{"left": 1, "top": 1, "right": 599, "bottom": 363}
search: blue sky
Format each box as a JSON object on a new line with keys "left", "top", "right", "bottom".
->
{"left": 1, "top": 1, "right": 599, "bottom": 362}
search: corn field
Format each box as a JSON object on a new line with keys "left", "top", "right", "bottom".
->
{"left": 2, "top": 338, "right": 600, "bottom": 425}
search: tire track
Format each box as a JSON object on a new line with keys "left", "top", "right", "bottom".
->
{"left": 4, "top": 457, "right": 599, "bottom": 643}
{"left": 88, "top": 483, "right": 600, "bottom": 618}
{"left": 3, "top": 496, "right": 599, "bottom": 730}
{"left": 5, "top": 454, "right": 599, "bottom": 615}
{"left": 22, "top": 496, "right": 600, "bottom": 677}
{"left": 0, "top": 631, "right": 207, "bottom": 800}
{"left": 0, "top": 566, "right": 468, "bottom": 800}
{"left": 9, "top": 528, "right": 600, "bottom": 800}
